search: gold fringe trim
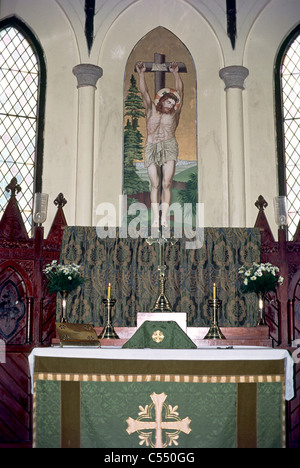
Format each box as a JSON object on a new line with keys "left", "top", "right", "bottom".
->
{"left": 34, "top": 372, "right": 284, "bottom": 384}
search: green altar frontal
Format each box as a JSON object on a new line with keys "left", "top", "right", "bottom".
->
{"left": 30, "top": 347, "right": 293, "bottom": 449}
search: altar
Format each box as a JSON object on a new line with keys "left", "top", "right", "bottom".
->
{"left": 29, "top": 346, "right": 294, "bottom": 449}
{"left": 35, "top": 226, "right": 295, "bottom": 449}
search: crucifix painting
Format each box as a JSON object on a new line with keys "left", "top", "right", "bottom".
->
{"left": 136, "top": 58, "right": 184, "bottom": 228}
{"left": 123, "top": 27, "right": 197, "bottom": 231}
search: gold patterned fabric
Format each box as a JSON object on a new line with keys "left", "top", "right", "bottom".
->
{"left": 58, "top": 227, "right": 261, "bottom": 327}
{"left": 32, "top": 356, "right": 286, "bottom": 448}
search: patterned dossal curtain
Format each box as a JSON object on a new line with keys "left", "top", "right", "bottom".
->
{"left": 58, "top": 227, "right": 261, "bottom": 327}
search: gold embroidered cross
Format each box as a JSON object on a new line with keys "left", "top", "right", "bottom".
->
{"left": 126, "top": 392, "right": 191, "bottom": 448}
{"left": 152, "top": 330, "right": 165, "bottom": 343}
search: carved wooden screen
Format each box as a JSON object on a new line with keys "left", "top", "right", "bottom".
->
{"left": 0, "top": 183, "right": 67, "bottom": 447}
{"left": 0, "top": 263, "right": 32, "bottom": 344}
{"left": 290, "top": 276, "right": 300, "bottom": 341}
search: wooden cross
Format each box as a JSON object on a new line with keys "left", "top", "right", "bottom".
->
{"left": 138, "top": 52, "right": 187, "bottom": 93}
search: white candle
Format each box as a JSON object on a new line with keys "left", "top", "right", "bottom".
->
{"left": 213, "top": 283, "right": 217, "bottom": 299}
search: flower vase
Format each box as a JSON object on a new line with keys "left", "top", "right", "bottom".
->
{"left": 60, "top": 291, "right": 69, "bottom": 323}
{"left": 256, "top": 291, "right": 266, "bottom": 326}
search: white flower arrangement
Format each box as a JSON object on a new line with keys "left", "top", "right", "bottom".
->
{"left": 238, "top": 262, "right": 284, "bottom": 294}
{"left": 43, "top": 260, "right": 84, "bottom": 293}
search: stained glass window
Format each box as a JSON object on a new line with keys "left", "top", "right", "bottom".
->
{"left": 276, "top": 26, "right": 300, "bottom": 239}
{"left": 0, "top": 19, "right": 45, "bottom": 235}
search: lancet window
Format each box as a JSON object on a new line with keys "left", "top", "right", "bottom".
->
{"left": 275, "top": 24, "right": 300, "bottom": 239}
{"left": 0, "top": 18, "right": 46, "bottom": 235}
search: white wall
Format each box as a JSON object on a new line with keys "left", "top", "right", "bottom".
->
{"left": 95, "top": 0, "right": 225, "bottom": 227}
{"left": 0, "top": 0, "right": 299, "bottom": 235}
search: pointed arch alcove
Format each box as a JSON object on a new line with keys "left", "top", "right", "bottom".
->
{"left": 123, "top": 26, "right": 198, "bottom": 230}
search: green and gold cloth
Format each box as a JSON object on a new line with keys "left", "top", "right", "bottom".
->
{"left": 58, "top": 227, "right": 261, "bottom": 327}
{"left": 122, "top": 321, "right": 197, "bottom": 349}
{"left": 30, "top": 347, "right": 292, "bottom": 449}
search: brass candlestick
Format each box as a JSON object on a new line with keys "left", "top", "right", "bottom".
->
{"left": 151, "top": 265, "right": 173, "bottom": 313}
{"left": 147, "top": 231, "right": 177, "bottom": 313}
{"left": 99, "top": 298, "right": 119, "bottom": 339}
{"left": 204, "top": 298, "right": 226, "bottom": 340}
{"left": 256, "top": 291, "right": 266, "bottom": 326}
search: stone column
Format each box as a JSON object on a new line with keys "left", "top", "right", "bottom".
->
{"left": 72, "top": 64, "right": 103, "bottom": 226}
{"left": 219, "top": 65, "right": 249, "bottom": 227}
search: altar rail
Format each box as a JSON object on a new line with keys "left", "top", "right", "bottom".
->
{"left": 0, "top": 183, "right": 298, "bottom": 448}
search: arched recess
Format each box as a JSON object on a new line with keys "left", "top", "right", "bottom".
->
{"left": 95, "top": 0, "right": 224, "bottom": 228}
{"left": 123, "top": 26, "right": 197, "bottom": 230}
{"left": 0, "top": 260, "right": 33, "bottom": 344}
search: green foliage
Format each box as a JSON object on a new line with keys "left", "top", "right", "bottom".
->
{"left": 178, "top": 172, "right": 198, "bottom": 214}
{"left": 123, "top": 75, "right": 148, "bottom": 195}
{"left": 238, "top": 262, "right": 284, "bottom": 294}
{"left": 43, "top": 261, "right": 84, "bottom": 293}
{"left": 124, "top": 119, "right": 143, "bottom": 165}
{"left": 124, "top": 75, "right": 145, "bottom": 124}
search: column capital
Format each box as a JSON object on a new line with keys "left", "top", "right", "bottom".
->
{"left": 72, "top": 64, "right": 103, "bottom": 89}
{"left": 219, "top": 65, "right": 249, "bottom": 90}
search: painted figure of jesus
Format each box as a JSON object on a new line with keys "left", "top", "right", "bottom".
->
{"left": 136, "top": 61, "right": 184, "bottom": 228}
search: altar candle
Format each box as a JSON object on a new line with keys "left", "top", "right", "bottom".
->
{"left": 107, "top": 283, "right": 111, "bottom": 299}
{"left": 213, "top": 283, "right": 217, "bottom": 299}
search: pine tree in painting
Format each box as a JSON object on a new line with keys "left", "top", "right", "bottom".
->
{"left": 124, "top": 75, "right": 148, "bottom": 196}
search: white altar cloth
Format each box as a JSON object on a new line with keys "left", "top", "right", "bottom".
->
{"left": 28, "top": 346, "right": 295, "bottom": 400}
